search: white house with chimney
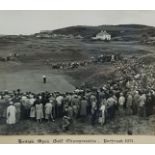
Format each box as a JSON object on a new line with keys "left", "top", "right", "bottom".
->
{"left": 92, "top": 30, "right": 111, "bottom": 41}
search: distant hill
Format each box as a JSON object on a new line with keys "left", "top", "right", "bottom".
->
{"left": 36, "top": 24, "right": 155, "bottom": 41}
{"left": 1, "top": 24, "right": 155, "bottom": 42}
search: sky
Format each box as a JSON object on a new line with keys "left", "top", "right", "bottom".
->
{"left": 0, "top": 10, "right": 155, "bottom": 35}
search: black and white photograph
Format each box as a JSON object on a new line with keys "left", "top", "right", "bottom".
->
{"left": 0, "top": 10, "right": 155, "bottom": 137}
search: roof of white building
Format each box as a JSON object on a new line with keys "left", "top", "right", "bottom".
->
{"left": 97, "top": 30, "right": 111, "bottom": 36}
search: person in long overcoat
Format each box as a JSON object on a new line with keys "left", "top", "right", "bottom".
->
{"left": 72, "top": 95, "right": 80, "bottom": 118}
{"left": 35, "top": 102, "right": 44, "bottom": 123}
{"left": 6, "top": 102, "right": 16, "bottom": 125}
{"left": 45, "top": 101, "right": 54, "bottom": 122}
{"left": 0, "top": 96, "right": 6, "bottom": 119}
{"left": 14, "top": 101, "right": 21, "bottom": 122}
{"left": 99, "top": 102, "right": 106, "bottom": 126}
{"left": 80, "top": 97, "right": 88, "bottom": 117}
{"left": 126, "top": 92, "right": 133, "bottom": 115}
{"left": 30, "top": 104, "right": 36, "bottom": 120}
{"left": 145, "top": 93, "right": 153, "bottom": 116}
{"left": 91, "top": 100, "right": 97, "bottom": 125}
{"left": 138, "top": 93, "right": 146, "bottom": 117}
{"left": 29, "top": 95, "right": 36, "bottom": 120}
{"left": 132, "top": 91, "right": 140, "bottom": 115}
{"left": 118, "top": 93, "right": 125, "bottom": 116}
{"left": 107, "top": 94, "right": 117, "bottom": 120}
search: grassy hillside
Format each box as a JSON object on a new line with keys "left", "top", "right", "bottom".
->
{"left": 1, "top": 24, "right": 155, "bottom": 42}
{"left": 0, "top": 24, "right": 155, "bottom": 94}
{"left": 37, "top": 24, "right": 155, "bottom": 41}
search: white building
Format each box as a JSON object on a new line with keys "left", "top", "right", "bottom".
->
{"left": 92, "top": 30, "right": 111, "bottom": 41}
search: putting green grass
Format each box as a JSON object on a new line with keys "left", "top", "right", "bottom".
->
{"left": 0, "top": 68, "right": 75, "bottom": 93}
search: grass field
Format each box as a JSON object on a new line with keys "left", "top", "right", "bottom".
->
{"left": 0, "top": 65, "right": 75, "bottom": 93}
{"left": 0, "top": 38, "right": 155, "bottom": 90}
{"left": 0, "top": 115, "right": 154, "bottom": 135}
{"left": 0, "top": 37, "right": 155, "bottom": 134}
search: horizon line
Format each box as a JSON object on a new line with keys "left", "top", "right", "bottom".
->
{"left": 1, "top": 23, "right": 154, "bottom": 36}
